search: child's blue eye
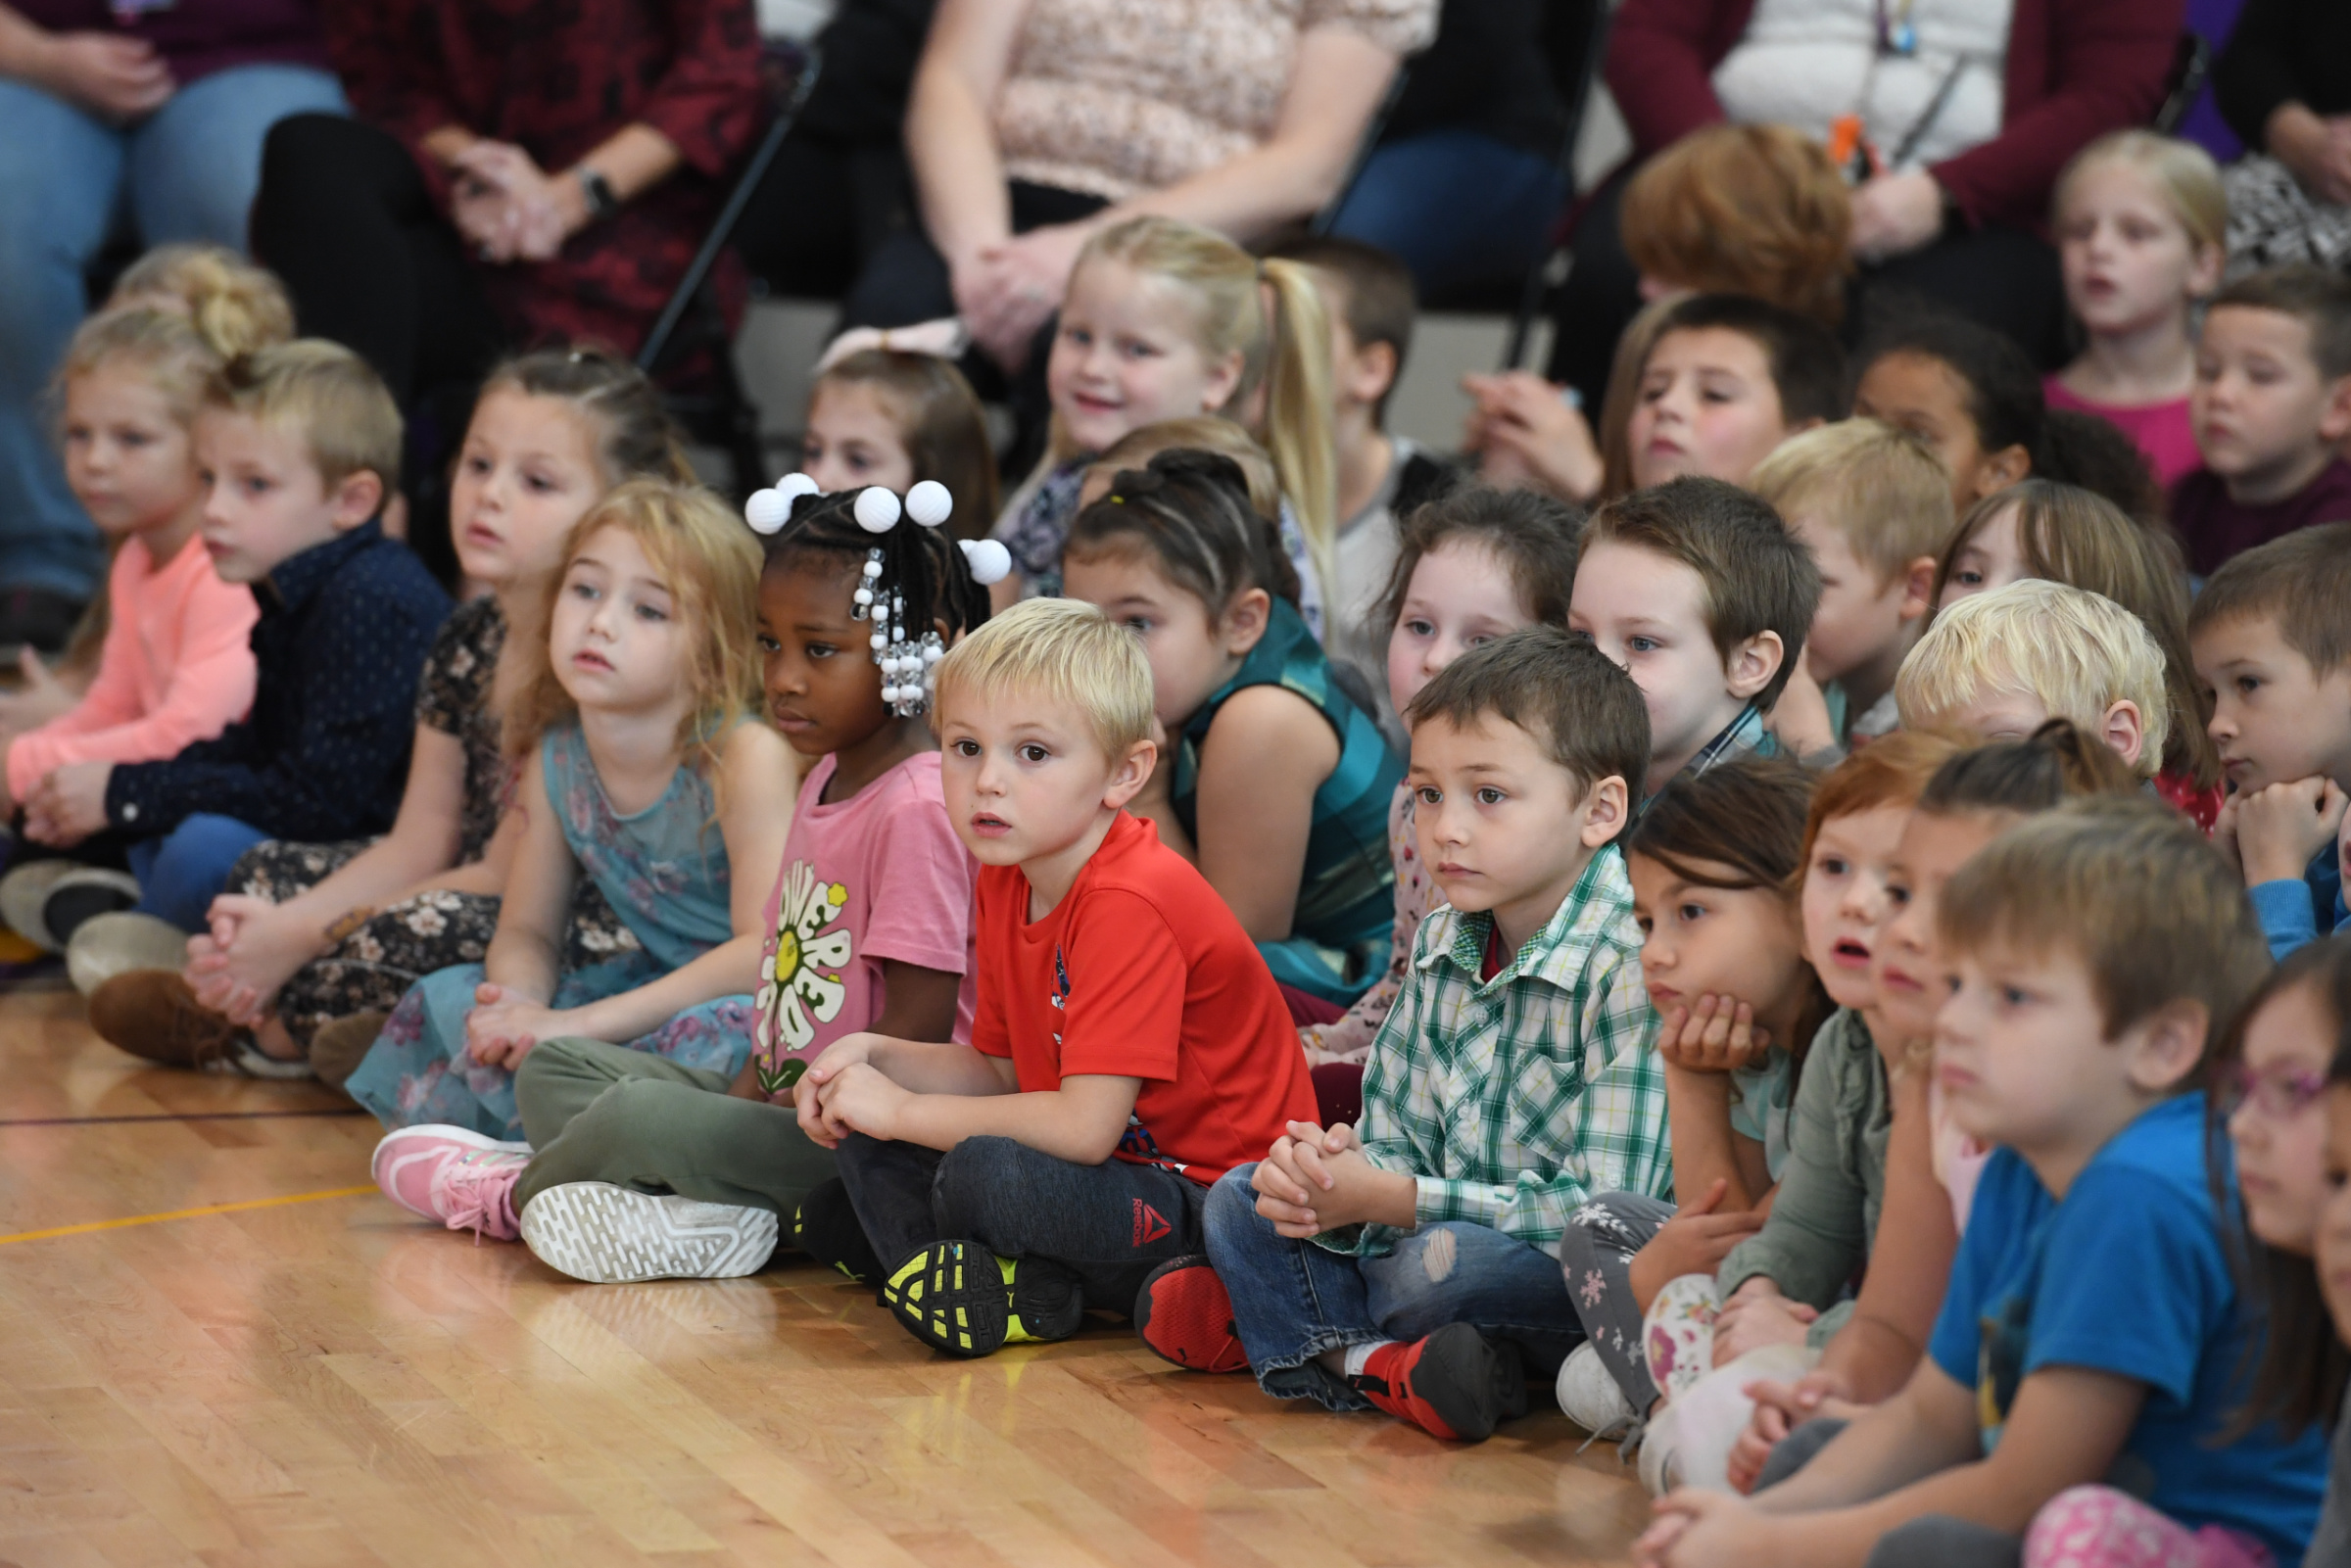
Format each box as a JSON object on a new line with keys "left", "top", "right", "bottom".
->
{"left": 635, "top": 602, "right": 668, "bottom": 623}
{"left": 1627, "top": 637, "right": 1658, "bottom": 654}
{"left": 1405, "top": 618, "right": 1434, "bottom": 638}
{"left": 572, "top": 582, "right": 600, "bottom": 600}
{"left": 1124, "top": 617, "right": 1153, "bottom": 634}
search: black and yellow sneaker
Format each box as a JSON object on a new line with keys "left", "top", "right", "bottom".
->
{"left": 880, "top": 1241, "right": 1084, "bottom": 1357}
{"left": 791, "top": 1177, "right": 883, "bottom": 1284}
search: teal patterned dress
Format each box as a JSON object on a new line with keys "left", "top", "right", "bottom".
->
{"left": 1172, "top": 596, "right": 1403, "bottom": 1006}
{"left": 347, "top": 722, "right": 757, "bottom": 1139}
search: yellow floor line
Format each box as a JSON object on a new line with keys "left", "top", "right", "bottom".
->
{"left": 0, "top": 1184, "right": 376, "bottom": 1246}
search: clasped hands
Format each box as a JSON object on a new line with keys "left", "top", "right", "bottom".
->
{"left": 18, "top": 759, "right": 111, "bottom": 847}
{"left": 950, "top": 222, "right": 1092, "bottom": 371}
{"left": 792, "top": 1032, "right": 913, "bottom": 1148}
{"left": 1250, "top": 1118, "right": 1400, "bottom": 1237}
{"left": 446, "top": 141, "right": 587, "bottom": 264}
{"left": 461, "top": 983, "right": 589, "bottom": 1069}
{"left": 2215, "top": 775, "right": 2350, "bottom": 889}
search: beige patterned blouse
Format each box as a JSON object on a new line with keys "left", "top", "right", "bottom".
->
{"left": 995, "top": 0, "right": 1437, "bottom": 203}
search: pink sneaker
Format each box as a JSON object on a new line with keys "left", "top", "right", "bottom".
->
{"left": 371, "top": 1125, "right": 531, "bottom": 1242}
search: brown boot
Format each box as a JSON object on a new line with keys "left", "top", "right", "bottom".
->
{"left": 88, "top": 970, "right": 240, "bottom": 1068}
{"left": 308, "top": 1010, "right": 390, "bottom": 1089}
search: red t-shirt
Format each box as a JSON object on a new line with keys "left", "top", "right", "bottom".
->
{"left": 971, "top": 812, "right": 1317, "bottom": 1185}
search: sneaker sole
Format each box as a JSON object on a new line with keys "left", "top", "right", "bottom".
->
{"left": 64, "top": 911, "right": 187, "bottom": 997}
{"left": 519, "top": 1183, "right": 778, "bottom": 1283}
{"left": 1406, "top": 1323, "right": 1519, "bottom": 1443}
{"left": 1134, "top": 1256, "right": 1248, "bottom": 1373}
{"left": 883, "top": 1241, "right": 1010, "bottom": 1357}
{"left": 371, "top": 1124, "right": 533, "bottom": 1214}
{"left": 0, "top": 861, "right": 78, "bottom": 951}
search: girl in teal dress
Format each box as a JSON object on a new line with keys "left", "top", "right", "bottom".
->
{"left": 1061, "top": 450, "right": 1402, "bottom": 1013}
{"left": 349, "top": 480, "right": 797, "bottom": 1140}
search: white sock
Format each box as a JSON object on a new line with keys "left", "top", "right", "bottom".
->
{"left": 1342, "top": 1340, "right": 1398, "bottom": 1379}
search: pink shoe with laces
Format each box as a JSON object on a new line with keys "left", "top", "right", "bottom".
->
{"left": 371, "top": 1124, "right": 531, "bottom": 1242}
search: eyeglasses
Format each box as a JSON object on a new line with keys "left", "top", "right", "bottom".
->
{"left": 2217, "top": 1061, "right": 2331, "bottom": 1120}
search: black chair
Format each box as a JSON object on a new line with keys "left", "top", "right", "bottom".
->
{"left": 637, "top": 46, "right": 824, "bottom": 499}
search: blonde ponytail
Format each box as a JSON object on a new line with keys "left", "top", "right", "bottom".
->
{"left": 1066, "top": 218, "right": 1343, "bottom": 615}
{"left": 1253, "top": 257, "right": 1338, "bottom": 607}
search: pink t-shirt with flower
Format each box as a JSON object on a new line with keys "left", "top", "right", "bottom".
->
{"left": 749, "top": 750, "right": 979, "bottom": 1096}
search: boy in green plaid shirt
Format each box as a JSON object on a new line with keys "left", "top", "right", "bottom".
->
{"left": 1136, "top": 627, "right": 1672, "bottom": 1442}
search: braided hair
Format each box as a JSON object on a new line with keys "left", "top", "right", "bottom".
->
{"left": 744, "top": 475, "right": 1003, "bottom": 716}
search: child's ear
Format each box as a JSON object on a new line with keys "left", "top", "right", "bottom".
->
{"left": 1898, "top": 555, "right": 1939, "bottom": 622}
{"left": 2125, "top": 997, "right": 2208, "bottom": 1095}
{"left": 2187, "top": 241, "right": 2226, "bottom": 301}
{"left": 1202, "top": 347, "right": 1249, "bottom": 416}
{"left": 1221, "top": 587, "right": 1272, "bottom": 656}
{"left": 1725, "top": 629, "right": 1786, "bottom": 701}
{"left": 1577, "top": 775, "right": 1631, "bottom": 849}
{"left": 330, "top": 468, "right": 386, "bottom": 532}
{"left": 1978, "top": 444, "right": 2033, "bottom": 497}
{"left": 1102, "top": 736, "right": 1158, "bottom": 812}
{"left": 1351, "top": 340, "right": 1400, "bottom": 407}
{"left": 2319, "top": 375, "right": 2351, "bottom": 446}
{"left": 2099, "top": 698, "right": 2145, "bottom": 770}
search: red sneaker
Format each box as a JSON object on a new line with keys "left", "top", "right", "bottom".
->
{"left": 1134, "top": 1256, "right": 1248, "bottom": 1372}
{"left": 1351, "top": 1324, "right": 1526, "bottom": 1442}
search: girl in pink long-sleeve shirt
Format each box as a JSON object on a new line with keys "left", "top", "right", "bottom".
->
{"left": 4, "top": 308, "right": 258, "bottom": 813}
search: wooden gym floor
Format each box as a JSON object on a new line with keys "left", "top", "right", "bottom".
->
{"left": 0, "top": 979, "right": 1650, "bottom": 1567}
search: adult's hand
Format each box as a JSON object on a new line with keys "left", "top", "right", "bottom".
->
{"left": 448, "top": 141, "right": 587, "bottom": 263}
{"left": 1460, "top": 372, "right": 1604, "bottom": 503}
{"left": 955, "top": 221, "right": 1092, "bottom": 372}
{"left": 24, "top": 31, "right": 174, "bottom": 121}
{"left": 1848, "top": 170, "right": 1944, "bottom": 263}
{"left": 2268, "top": 105, "right": 2351, "bottom": 209}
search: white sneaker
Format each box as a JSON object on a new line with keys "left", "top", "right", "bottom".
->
{"left": 1638, "top": 1396, "right": 1687, "bottom": 1496}
{"left": 519, "top": 1182, "right": 778, "bottom": 1283}
{"left": 0, "top": 860, "right": 83, "bottom": 950}
{"left": 65, "top": 910, "right": 188, "bottom": 996}
{"left": 1557, "top": 1341, "right": 1640, "bottom": 1438}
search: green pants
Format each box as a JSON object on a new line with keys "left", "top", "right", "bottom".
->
{"left": 511, "top": 1036, "right": 836, "bottom": 1217}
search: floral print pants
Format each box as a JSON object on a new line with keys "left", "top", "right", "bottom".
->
{"left": 229, "top": 838, "right": 641, "bottom": 1047}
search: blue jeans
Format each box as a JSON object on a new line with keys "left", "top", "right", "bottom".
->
{"left": 126, "top": 813, "right": 270, "bottom": 931}
{"left": 0, "top": 65, "right": 347, "bottom": 599}
{"left": 1328, "top": 130, "right": 1568, "bottom": 299}
{"left": 1202, "top": 1163, "right": 1584, "bottom": 1411}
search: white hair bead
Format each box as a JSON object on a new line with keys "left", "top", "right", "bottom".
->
{"left": 922, "top": 642, "right": 943, "bottom": 665}
{"left": 744, "top": 489, "right": 790, "bottom": 534}
{"left": 852, "top": 588, "right": 874, "bottom": 607}
{"left": 905, "top": 480, "right": 953, "bottom": 528}
{"left": 861, "top": 558, "right": 883, "bottom": 579}
{"left": 960, "top": 538, "right": 1012, "bottom": 585}
{"left": 775, "top": 472, "right": 821, "bottom": 503}
{"left": 870, "top": 633, "right": 888, "bottom": 651}
{"left": 854, "top": 487, "right": 901, "bottom": 533}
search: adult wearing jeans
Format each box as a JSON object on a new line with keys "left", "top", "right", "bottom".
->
{"left": 0, "top": 1, "right": 343, "bottom": 652}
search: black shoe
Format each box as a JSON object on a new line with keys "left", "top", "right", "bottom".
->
{"left": 880, "top": 1241, "right": 1084, "bottom": 1358}
{"left": 791, "top": 1177, "right": 884, "bottom": 1284}
{"left": 0, "top": 587, "right": 85, "bottom": 656}
{"left": 42, "top": 868, "right": 140, "bottom": 947}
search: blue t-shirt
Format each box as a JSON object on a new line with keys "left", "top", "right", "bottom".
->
{"left": 1928, "top": 1095, "right": 2328, "bottom": 1564}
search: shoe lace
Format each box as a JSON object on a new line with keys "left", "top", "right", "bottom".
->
{"left": 436, "top": 1156, "right": 516, "bottom": 1243}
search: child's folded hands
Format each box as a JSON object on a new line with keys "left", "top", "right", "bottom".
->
{"left": 1711, "top": 1278, "right": 1819, "bottom": 1367}
{"left": 1727, "top": 1368, "right": 1863, "bottom": 1495}
{"left": 794, "top": 1033, "right": 883, "bottom": 1147}
{"left": 805, "top": 1061, "right": 909, "bottom": 1144}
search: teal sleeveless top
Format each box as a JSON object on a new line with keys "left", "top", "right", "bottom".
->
{"left": 543, "top": 721, "right": 735, "bottom": 972}
{"left": 1172, "top": 596, "right": 1404, "bottom": 1006}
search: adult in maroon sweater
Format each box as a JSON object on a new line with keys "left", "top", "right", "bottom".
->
{"left": 248, "top": 0, "right": 763, "bottom": 410}
{"left": 1546, "top": 0, "right": 2183, "bottom": 407}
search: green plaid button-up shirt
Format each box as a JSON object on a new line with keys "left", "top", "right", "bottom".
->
{"left": 1321, "top": 844, "right": 1671, "bottom": 1260}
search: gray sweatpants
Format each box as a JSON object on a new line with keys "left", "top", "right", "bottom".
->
{"left": 511, "top": 1036, "right": 836, "bottom": 1219}
{"left": 1557, "top": 1190, "right": 1676, "bottom": 1409}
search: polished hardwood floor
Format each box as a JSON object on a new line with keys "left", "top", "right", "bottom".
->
{"left": 0, "top": 980, "right": 1650, "bottom": 1566}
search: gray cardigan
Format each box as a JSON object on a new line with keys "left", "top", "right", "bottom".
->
{"left": 1714, "top": 1007, "right": 1892, "bottom": 1344}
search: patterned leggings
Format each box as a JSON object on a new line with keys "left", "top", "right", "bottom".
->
{"left": 1558, "top": 1190, "right": 1675, "bottom": 1409}
{"left": 2025, "top": 1488, "right": 2271, "bottom": 1568}
{"left": 230, "top": 839, "right": 639, "bottom": 1048}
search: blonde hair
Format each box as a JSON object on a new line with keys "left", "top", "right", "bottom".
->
{"left": 1749, "top": 419, "right": 1953, "bottom": 583}
{"left": 515, "top": 479, "right": 763, "bottom": 773}
{"left": 1895, "top": 579, "right": 2171, "bottom": 778}
{"left": 1620, "top": 123, "right": 1854, "bottom": 327}
{"left": 1066, "top": 217, "right": 1338, "bottom": 605}
{"left": 2053, "top": 130, "right": 2227, "bottom": 258}
{"left": 205, "top": 339, "right": 403, "bottom": 494}
{"left": 935, "top": 597, "right": 1155, "bottom": 763}
{"left": 1934, "top": 480, "right": 2218, "bottom": 787}
{"left": 110, "top": 244, "right": 295, "bottom": 359}
{"left": 1088, "top": 416, "right": 1279, "bottom": 519}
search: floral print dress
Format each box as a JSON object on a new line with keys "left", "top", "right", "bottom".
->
{"left": 225, "top": 597, "right": 638, "bottom": 1048}
{"left": 345, "top": 721, "right": 756, "bottom": 1140}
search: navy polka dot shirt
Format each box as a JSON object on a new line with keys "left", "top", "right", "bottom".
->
{"left": 106, "top": 520, "right": 454, "bottom": 841}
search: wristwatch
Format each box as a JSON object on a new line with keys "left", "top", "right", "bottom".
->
{"left": 576, "top": 166, "right": 620, "bottom": 222}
